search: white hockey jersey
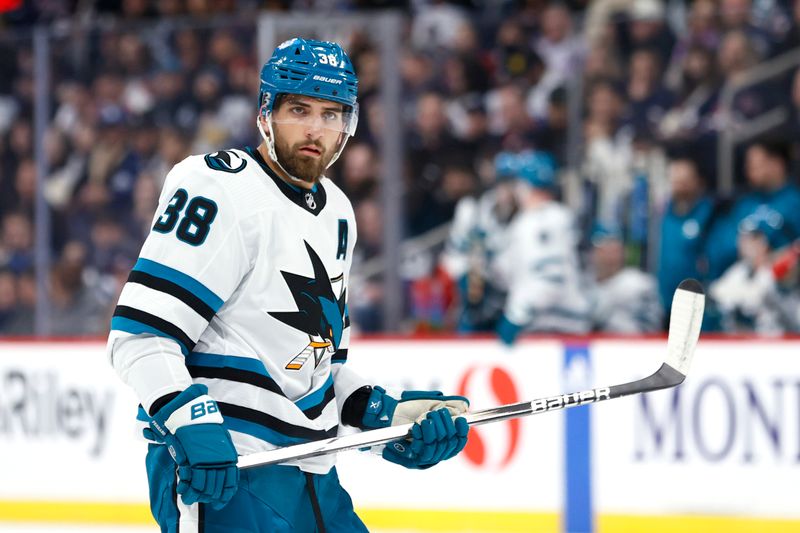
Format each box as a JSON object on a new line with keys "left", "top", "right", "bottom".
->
{"left": 590, "top": 268, "right": 663, "bottom": 333}
{"left": 497, "top": 201, "right": 591, "bottom": 333}
{"left": 107, "top": 147, "right": 370, "bottom": 474}
{"left": 440, "top": 187, "right": 515, "bottom": 290}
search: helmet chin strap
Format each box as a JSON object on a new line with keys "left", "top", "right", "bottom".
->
{"left": 256, "top": 115, "right": 308, "bottom": 186}
{"left": 256, "top": 113, "right": 351, "bottom": 184}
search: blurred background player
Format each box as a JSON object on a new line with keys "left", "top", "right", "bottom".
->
{"left": 589, "top": 224, "right": 662, "bottom": 334}
{"left": 709, "top": 212, "right": 792, "bottom": 334}
{"left": 440, "top": 151, "right": 518, "bottom": 332}
{"left": 496, "top": 150, "right": 590, "bottom": 344}
{"left": 106, "top": 38, "right": 470, "bottom": 533}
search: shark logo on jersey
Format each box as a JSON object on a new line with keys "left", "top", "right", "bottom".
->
{"left": 268, "top": 241, "right": 346, "bottom": 371}
{"left": 204, "top": 150, "right": 247, "bottom": 173}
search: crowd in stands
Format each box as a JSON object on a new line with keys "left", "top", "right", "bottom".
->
{"left": 3, "top": 0, "right": 800, "bottom": 337}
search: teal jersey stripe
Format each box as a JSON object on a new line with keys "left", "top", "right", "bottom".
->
{"left": 295, "top": 374, "right": 334, "bottom": 411}
{"left": 133, "top": 258, "right": 224, "bottom": 312}
{"left": 110, "top": 316, "right": 190, "bottom": 356}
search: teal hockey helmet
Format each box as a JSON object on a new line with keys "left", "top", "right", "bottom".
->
{"left": 515, "top": 150, "right": 557, "bottom": 190}
{"left": 494, "top": 151, "right": 518, "bottom": 181}
{"left": 257, "top": 38, "right": 359, "bottom": 175}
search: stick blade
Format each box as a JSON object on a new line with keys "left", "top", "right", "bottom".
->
{"left": 665, "top": 278, "right": 705, "bottom": 378}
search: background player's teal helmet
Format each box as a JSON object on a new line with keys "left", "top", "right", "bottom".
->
{"left": 257, "top": 38, "right": 359, "bottom": 174}
{"left": 514, "top": 150, "right": 557, "bottom": 190}
{"left": 494, "top": 151, "right": 518, "bottom": 182}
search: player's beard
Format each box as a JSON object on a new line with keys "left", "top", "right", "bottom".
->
{"left": 274, "top": 136, "right": 332, "bottom": 185}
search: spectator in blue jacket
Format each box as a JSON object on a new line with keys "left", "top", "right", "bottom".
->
{"left": 707, "top": 140, "right": 800, "bottom": 279}
{"left": 658, "top": 157, "right": 714, "bottom": 314}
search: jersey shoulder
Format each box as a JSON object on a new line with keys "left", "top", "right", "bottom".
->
{"left": 164, "top": 150, "right": 270, "bottom": 219}
{"left": 320, "top": 177, "right": 356, "bottom": 221}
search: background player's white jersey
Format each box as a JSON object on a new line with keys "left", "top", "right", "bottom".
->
{"left": 107, "top": 147, "right": 369, "bottom": 474}
{"left": 590, "top": 268, "right": 663, "bottom": 333}
{"left": 441, "top": 188, "right": 514, "bottom": 289}
{"left": 498, "top": 201, "right": 591, "bottom": 333}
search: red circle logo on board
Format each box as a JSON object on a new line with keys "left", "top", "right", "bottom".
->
{"left": 457, "top": 365, "right": 521, "bottom": 469}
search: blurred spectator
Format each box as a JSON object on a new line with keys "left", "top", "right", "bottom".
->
{"left": 82, "top": 104, "right": 139, "bottom": 215}
{"left": 339, "top": 142, "right": 378, "bottom": 204}
{"left": 657, "top": 158, "right": 714, "bottom": 314}
{"left": 707, "top": 140, "right": 800, "bottom": 279}
{"left": 0, "top": 211, "right": 33, "bottom": 274}
{"left": 583, "top": 37, "right": 624, "bottom": 83}
{"left": 488, "top": 83, "right": 537, "bottom": 150}
{"left": 349, "top": 198, "right": 384, "bottom": 332}
{"left": 496, "top": 150, "right": 590, "bottom": 344}
{"left": 43, "top": 127, "right": 87, "bottom": 211}
{"left": 3, "top": 268, "right": 35, "bottom": 335}
{"left": 87, "top": 213, "right": 139, "bottom": 276}
{"left": 131, "top": 172, "right": 160, "bottom": 239}
{"left": 589, "top": 226, "right": 662, "bottom": 333}
{"left": 709, "top": 215, "right": 787, "bottom": 334}
{"left": 494, "top": 19, "right": 545, "bottom": 86}
{"left": 624, "top": 48, "right": 673, "bottom": 138}
{"left": 777, "top": 0, "right": 800, "bottom": 54}
{"left": 616, "top": 0, "right": 676, "bottom": 65}
{"left": 406, "top": 91, "right": 471, "bottom": 235}
{"left": 150, "top": 126, "right": 191, "bottom": 186}
{"left": 666, "top": 0, "right": 721, "bottom": 82}
{"left": 0, "top": 267, "right": 17, "bottom": 332}
{"left": 720, "top": 0, "right": 774, "bottom": 58}
{"left": 410, "top": 0, "right": 470, "bottom": 51}
{"left": 582, "top": 78, "right": 632, "bottom": 224}
{"left": 531, "top": 3, "right": 585, "bottom": 119}
{"left": 530, "top": 86, "right": 569, "bottom": 164}
{"left": 48, "top": 241, "right": 110, "bottom": 336}
{"left": 658, "top": 45, "right": 720, "bottom": 159}
{"left": 717, "top": 30, "right": 779, "bottom": 127}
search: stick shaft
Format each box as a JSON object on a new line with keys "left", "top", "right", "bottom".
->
{"left": 238, "top": 280, "right": 704, "bottom": 470}
{"left": 237, "top": 362, "right": 682, "bottom": 469}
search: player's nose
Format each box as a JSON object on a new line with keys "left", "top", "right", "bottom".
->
{"left": 304, "top": 116, "right": 325, "bottom": 138}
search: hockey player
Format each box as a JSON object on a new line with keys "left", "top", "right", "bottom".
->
{"left": 107, "top": 38, "right": 470, "bottom": 532}
{"left": 588, "top": 225, "right": 663, "bottom": 333}
{"left": 495, "top": 150, "right": 591, "bottom": 344}
{"left": 440, "top": 151, "right": 518, "bottom": 331}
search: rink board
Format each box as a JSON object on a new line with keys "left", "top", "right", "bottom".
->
{"left": 0, "top": 338, "right": 798, "bottom": 533}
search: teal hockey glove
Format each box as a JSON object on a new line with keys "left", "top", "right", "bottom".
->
{"left": 149, "top": 384, "right": 238, "bottom": 509}
{"left": 362, "top": 387, "right": 470, "bottom": 469}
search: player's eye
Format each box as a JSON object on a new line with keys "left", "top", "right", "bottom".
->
{"left": 290, "top": 106, "right": 307, "bottom": 116}
{"left": 322, "top": 111, "right": 340, "bottom": 121}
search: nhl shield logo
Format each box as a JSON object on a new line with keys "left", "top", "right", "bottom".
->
{"left": 305, "top": 192, "right": 316, "bottom": 210}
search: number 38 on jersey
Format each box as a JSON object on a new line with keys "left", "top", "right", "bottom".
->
{"left": 153, "top": 188, "right": 219, "bottom": 246}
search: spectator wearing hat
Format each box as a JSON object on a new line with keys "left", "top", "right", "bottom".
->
{"left": 617, "top": 0, "right": 676, "bottom": 65}
{"left": 588, "top": 224, "right": 662, "bottom": 333}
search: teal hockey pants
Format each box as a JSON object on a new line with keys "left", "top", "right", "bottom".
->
{"left": 146, "top": 443, "right": 369, "bottom": 532}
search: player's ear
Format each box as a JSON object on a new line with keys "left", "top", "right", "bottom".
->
{"left": 258, "top": 114, "right": 271, "bottom": 136}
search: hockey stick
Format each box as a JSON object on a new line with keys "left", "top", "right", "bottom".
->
{"left": 238, "top": 278, "right": 704, "bottom": 470}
